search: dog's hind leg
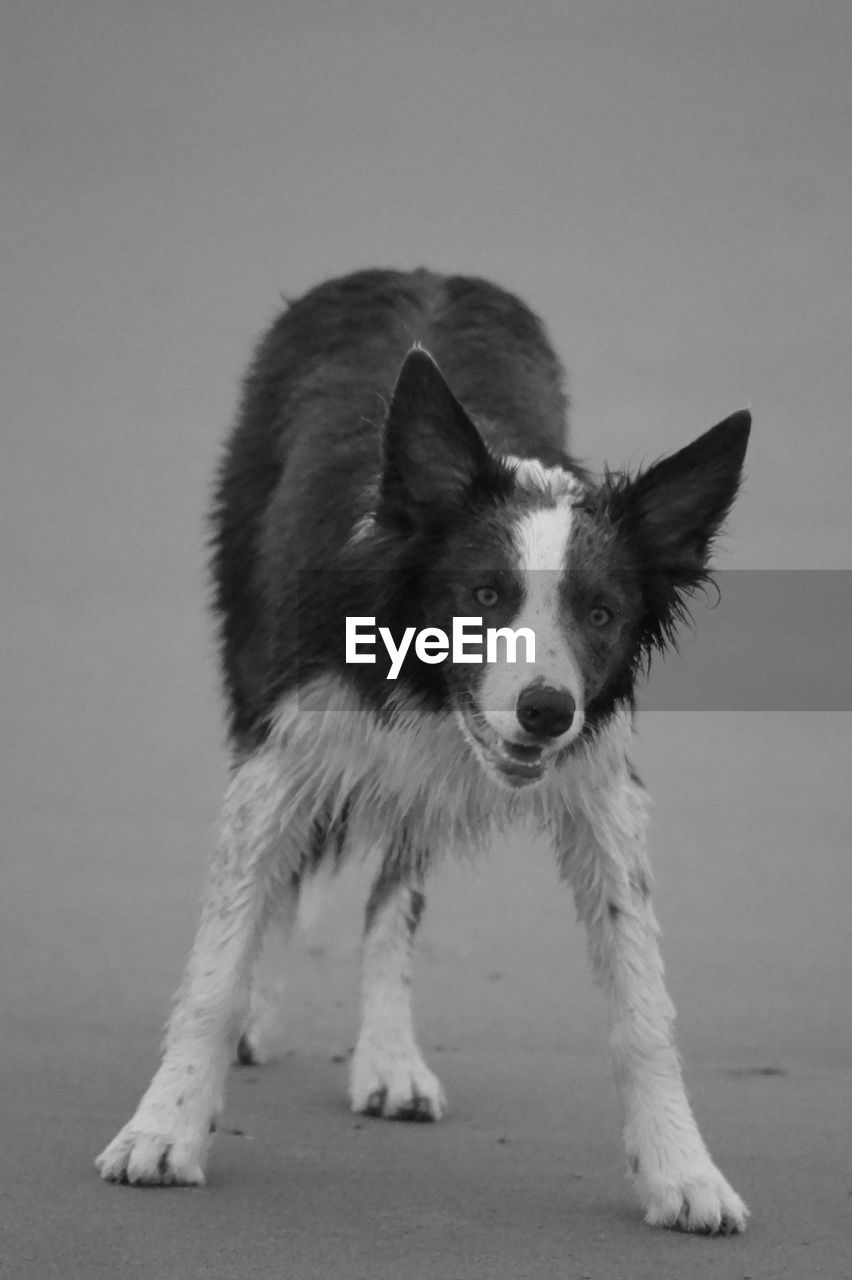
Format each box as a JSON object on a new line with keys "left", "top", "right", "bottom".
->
{"left": 556, "top": 742, "right": 748, "bottom": 1234}
{"left": 235, "top": 885, "right": 300, "bottom": 1067}
{"left": 350, "top": 848, "right": 446, "bottom": 1121}
{"left": 96, "top": 748, "right": 307, "bottom": 1186}
{"left": 236, "top": 813, "right": 342, "bottom": 1066}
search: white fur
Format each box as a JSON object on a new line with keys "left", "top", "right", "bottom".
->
{"left": 96, "top": 750, "right": 308, "bottom": 1184}
{"left": 348, "top": 454, "right": 583, "bottom": 547}
{"left": 478, "top": 501, "right": 585, "bottom": 745}
{"left": 556, "top": 724, "right": 748, "bottom": 1232}
{"left": 96, "top": 675, "right": 747, "bottom": 1231}
{"left": 349, "top": 875, "right": 445, "bottom": 1119}
{"left": 237, "top": 858, "right": 336, "bottom": 1064}
{"left": 237, "top": 892, "right": 299, "bottom": 1065}
{"left": 505, "top": 455, "right": 584, "bottom": 501}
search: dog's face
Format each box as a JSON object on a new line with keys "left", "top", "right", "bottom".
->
{"left": 373, "top": 349, "right": 750, "bottom": 788}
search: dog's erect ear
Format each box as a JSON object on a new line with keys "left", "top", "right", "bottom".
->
{"left": 615, "top": 410, "right": 751, "bottom": 577}
{"left": 378, "top": 348, "right": 503, "bottom": 524}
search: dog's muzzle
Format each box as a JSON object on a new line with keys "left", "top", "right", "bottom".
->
{"left": 458, "top": 683, "right": 581, "bottom": 787}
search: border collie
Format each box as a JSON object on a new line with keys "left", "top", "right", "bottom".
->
{"left": 97, "top": 268, "right": 750, "bottom": 1234}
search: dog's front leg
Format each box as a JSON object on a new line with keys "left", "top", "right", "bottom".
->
{"left": 96, "top": 750, "right": 298, "bottom": 1186}
{"left": 557, "top": 766, "right": 748, "bottom": 1234}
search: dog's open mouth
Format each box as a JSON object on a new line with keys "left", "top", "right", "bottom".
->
{"left": 456, "top": 698, "right": 547, "bottom": 786}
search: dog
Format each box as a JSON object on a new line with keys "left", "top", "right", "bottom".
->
{"left": 96, "top": 268, "right": 750, "bottom": 1234}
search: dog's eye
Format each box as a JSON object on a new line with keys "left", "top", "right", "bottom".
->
{"left": 473, "top": 585, "right": 500, "bottom": 608}
{"left": 588, "top": 605, "right": 613, "bottom": 627}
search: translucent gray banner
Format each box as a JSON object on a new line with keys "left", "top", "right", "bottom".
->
{"left": 290, "top": 570, "right": 851, "bottom": 712}
{"left": 634, "top": 570, "right": 851, "bottom": 711}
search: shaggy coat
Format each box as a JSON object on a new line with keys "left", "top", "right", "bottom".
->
{"left": 97, "top": 268, "right": 750, "bottom": 1235}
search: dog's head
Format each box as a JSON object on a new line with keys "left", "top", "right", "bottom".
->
{"left": 370, "top": 348, "right": 750, "bottom": 787}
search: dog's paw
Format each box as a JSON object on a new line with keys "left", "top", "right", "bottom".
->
{"left": 349, "top": 1043, "right": 446, "bottom": 1122}
{"left": 235, "top": 1029, "right": 268, "bottom": 1067}
{"left": 634, "top": 1159, "right": 748, "bottom": 1234}
{"left": 95, "top": 1123, "right": 208, "bottom": 1187}
{"left": 235, "top": 994, "right": 285, "bottom": 1066}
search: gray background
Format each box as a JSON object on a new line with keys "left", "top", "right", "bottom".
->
{"left": 3, "top": 3, "right": 850, "bottom": 1278}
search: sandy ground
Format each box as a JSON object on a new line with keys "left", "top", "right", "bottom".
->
{"left": 3, "top": 4, "right": 851, "bottom": 1277}
{"left": 3, "top": 590, "right": 850, "bottom": 1278}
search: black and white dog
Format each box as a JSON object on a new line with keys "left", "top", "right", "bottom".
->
{"left": 97, "top": 268, "right": 750, "bottom": 1233}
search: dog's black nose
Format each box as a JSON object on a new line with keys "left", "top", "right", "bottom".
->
{"left": 515, "top": 685, "right": 576, "bottom": 739}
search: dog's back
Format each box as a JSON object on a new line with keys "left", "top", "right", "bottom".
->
{"left": 210, "top": 268, "right": 570, "bottom": 744}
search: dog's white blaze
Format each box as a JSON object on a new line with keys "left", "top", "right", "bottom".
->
{"left": 479, "top": 501, "right": 585, "bottom": 742}
{"left": 504, "top": 455, "right": 585, "bottom": 501}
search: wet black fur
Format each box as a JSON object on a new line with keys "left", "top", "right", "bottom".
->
{"left": 210, "top": 267, "right": 749, "bottom": 750}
